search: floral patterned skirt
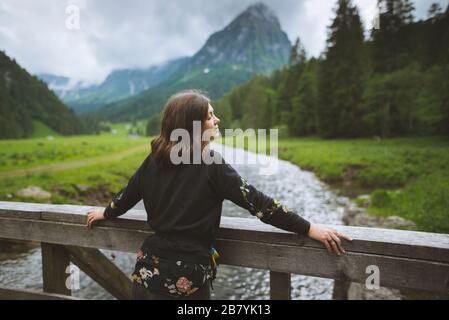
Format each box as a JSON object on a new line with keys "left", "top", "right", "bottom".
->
{"left": 131, "top": 250, "right": 216, "bottom": 298}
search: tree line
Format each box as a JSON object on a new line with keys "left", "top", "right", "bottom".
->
{"left": 214, "top": 0, "right": 449, "bottom": 139}
{"left": 0, "top": 51, "right": 103, "bottom": 139}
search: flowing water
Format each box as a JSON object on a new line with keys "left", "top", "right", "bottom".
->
{"left": 0, "top": 144, "right": 350, "bottom": 299}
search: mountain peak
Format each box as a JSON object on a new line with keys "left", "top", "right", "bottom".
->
{"left": 189, "top": 1, "right": 290, "bottom": 73}
{"left": 243, "top": 2, "right": 277, "bottom": 22}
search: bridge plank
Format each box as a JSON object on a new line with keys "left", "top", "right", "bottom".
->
{"left": 1, "top": 214, "right": 448, "bottom": 294}
{"left": 215, "top": 238, "right": 449, "bottom": 294}
{"left": 2, "top": 200, "right": 449, "bottom": 264}
{"left": 0, "top": 286, "right": 82, "bottom": 300}
{"left": 0, "top": 217, "right": 150, "bottom": 252}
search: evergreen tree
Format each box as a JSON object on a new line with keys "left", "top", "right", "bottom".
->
{"left": 428, "top": 2, "right": 443, "bottom": 20}
{"left": 214, "top": 95, "right": 233, "bottom": 131}
{"left": 289, "top": 60, "right": 319, "bottom": 136}
{"left": 289, "top": 38, "right": 300, "bottom": 66}
{"left": 360, "top": 65, "right": 422, "bottom": 137}
{"left": 277, "top": 37, "right": 307, "bottom": 131}
{"left": 317, "top": 0, "right": 368, "bottom": 138}
{"left": 371, "top": 0, "right": 415, "bottom": 73}
{"left": 287, "top": 47, "right": 319, "bottom": 136}
{"left": 146, "top": 114, "right": 161, "bottom": 136}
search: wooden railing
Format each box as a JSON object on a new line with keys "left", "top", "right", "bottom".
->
{"left": 0, "top": 201, "right": 449, "bottom": 300}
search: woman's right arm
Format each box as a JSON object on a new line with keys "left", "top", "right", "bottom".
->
{"left": 86, "top": 154, "right": 150, "bottom": 228}
{"left": 208, "top": 157, "right": 352, "bottom": 255}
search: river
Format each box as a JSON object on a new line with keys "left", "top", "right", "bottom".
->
{"left": 0, "top": 144, "right": 350, "bottom": 299}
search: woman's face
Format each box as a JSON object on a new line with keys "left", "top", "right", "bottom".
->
{"left": 203, "top": 103, "right": 220, "bottom": 140}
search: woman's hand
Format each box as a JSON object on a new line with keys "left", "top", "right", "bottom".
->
{"left": 86, "top": 209, "right": 106, "bottom": 228}
{"left": 308, "top": 223, "right": 353, "bottom": 256}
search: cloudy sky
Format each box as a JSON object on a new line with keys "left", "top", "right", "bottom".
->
{"left": 1, "top": 0, "right": 447, "bottom": 85}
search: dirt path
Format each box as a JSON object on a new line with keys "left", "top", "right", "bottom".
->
{"left": 0, "top": 144, "right": 150, "bottom": 179}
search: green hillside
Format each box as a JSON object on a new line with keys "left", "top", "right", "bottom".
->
{"left": 0, "top": 51, "right": 86, "bottom": 139}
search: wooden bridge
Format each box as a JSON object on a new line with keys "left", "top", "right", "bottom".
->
{"left": 0, "top": 201, "right": 448, "bottom": 300}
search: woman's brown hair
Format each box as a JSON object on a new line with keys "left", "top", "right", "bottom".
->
{"left": 150, "top": 89, "right": 211, "bottom": 167}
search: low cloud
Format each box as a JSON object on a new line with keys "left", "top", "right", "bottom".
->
{"left": 0, "top": 0, "right": 446, "bottom": 84}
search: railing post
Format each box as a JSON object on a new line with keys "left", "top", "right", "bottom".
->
{"left": 270, "top": 271, "right": 291, "bottom": 300}
{"left": 41, "top": 242, "right": 71, "bottom": 296}
{"left": 332, "top": 276, "right": 351, "bottom": 300}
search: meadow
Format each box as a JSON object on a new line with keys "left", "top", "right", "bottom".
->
{"left": 224, "top": 134, "right": 449, "bottom": 233}
{"left": 0, "top": 125, "right": 150, "bottom": 207}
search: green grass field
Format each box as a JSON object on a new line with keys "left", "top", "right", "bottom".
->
{"left": 0, "top": 133, "right": 148, "bottom": 173}
{"left": 278, "top": 136, "right": 449, "bottom": 186}
{"left": 30, "top": 120, "right": 61, "bottom": 138}
{"left": 0, "top": 149, "right": 149, "bottom": 205}
{"left": 0, "top": 125, "right": 151, "bottom": 207}
{"left": 223, "top": 134, "right": 449, "bottom": 233}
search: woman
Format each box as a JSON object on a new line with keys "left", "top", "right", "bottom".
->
{"left": 86, "top": 89, "right": 352, "bottom": 300}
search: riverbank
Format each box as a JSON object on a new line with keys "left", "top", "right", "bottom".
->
{"left": 223, "top": 135, "right": 449, "bottom": 234}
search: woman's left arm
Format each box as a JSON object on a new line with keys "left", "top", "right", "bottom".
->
{"left": 208, "top": 158, "right": 352, "bottom": 255}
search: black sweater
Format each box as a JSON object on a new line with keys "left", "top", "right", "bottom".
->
{"left": 103, "top": 150, "right": 311, "bottom": 264}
